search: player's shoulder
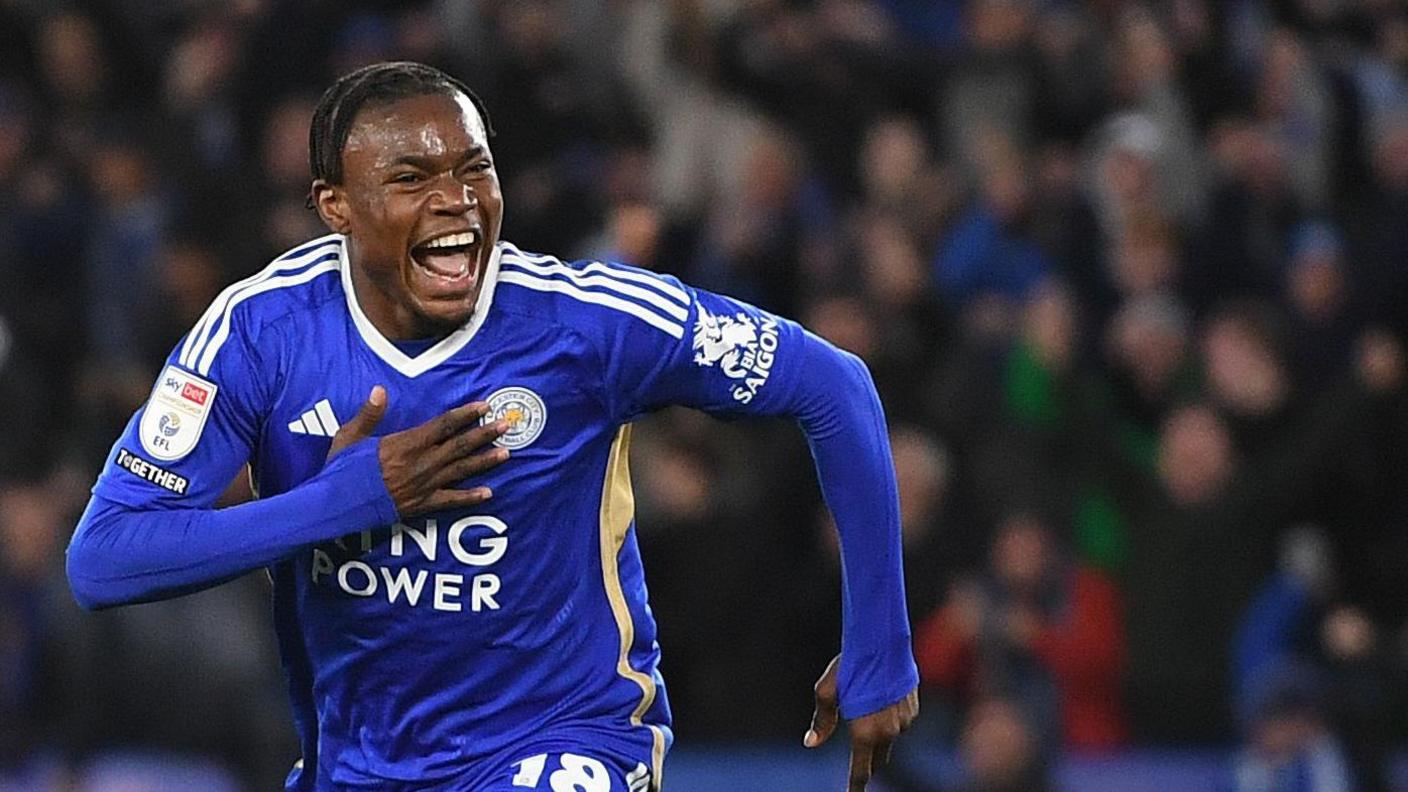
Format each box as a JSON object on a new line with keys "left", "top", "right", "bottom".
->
{"left": 177, "top": 234, "right": 346, "bottom": 377}
{"left": 494, "top": 240, "right": 693, "bottom": 343}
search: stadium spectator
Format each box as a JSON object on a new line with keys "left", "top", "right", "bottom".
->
{"left": 889, "top": 425, "right": 957, "bottom": 622}
{"left": 1229, "top": 659, "right": 1355, "bottom": 792}
{"left": 1102, "top": 293, "right": 1198, "bottom": 468}
{"left": 1123, "top": 403, "right": 1260, "bottom": 743}
{"left": 1281, "top": 222, "right": 1358, "bottom": 390}
{"left": 915, "top": 512, "right": 1126, "bottom": 751}
{"left": 932, "top": 138, "right": 1052, "bottom": 324}
{"left": 1196, "top": 119, "right": 1304, "bottom": 306}
{"left": 944, "top": 695, "right": 1053, "bottom": 792}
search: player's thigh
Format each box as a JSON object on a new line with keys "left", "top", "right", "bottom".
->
{"left": 475, "top": 748, "right": 651, "bottom": 792}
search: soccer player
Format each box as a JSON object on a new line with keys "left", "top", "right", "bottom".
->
{"left": 66, "top": 61, "right": 918, "bottom": 791}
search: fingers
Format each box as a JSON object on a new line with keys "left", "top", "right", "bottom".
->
{"left": 358, "top": 385, "right": 388, "bottom": 426}
{"left": 430, "top": 446, "right": 510, "bottom": 488}
{"left": 814, "top": 677, "right": 915, "bottom": 792}
{"left": 374, "top": 399, "right": 518, "bottom": 517}
{"left": 846, "top": 741, "right": 874, "bottom": 792}
{"left": 876, "top": 740, "right": 893, "bottom": 768}
{"left": 420, "top": 486, "right": 495, "bottom": 514}
{"left": 427, "top": 401, "right": 492, "bottom": 443}
{"left": 345, "top": 386, "right": 388, "bottom": 440}
{"left": 430, "top": 417, "right": 511, "bottom": 469}
{"left": 805, "top": 655, "right": 841, "bottom": 748}
{"left": 329, "top": 386, "right": 389, "bottom": 459}
{"left": 806, "top": 701, "right": 839, "bottom": 749}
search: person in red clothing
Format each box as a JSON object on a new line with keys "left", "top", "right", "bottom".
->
{"left": 915, "top": 512, "right": 1127, "bottom": 751}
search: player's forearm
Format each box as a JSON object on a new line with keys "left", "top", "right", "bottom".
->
{"left": 66, "top": 439, "right": 396, "bottom": 609}
{"left": 790, "top": 333, "right": 920, "bottom": 718}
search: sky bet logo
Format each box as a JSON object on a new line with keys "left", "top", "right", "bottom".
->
{"left": 163, "top": 376, "right": 208, "bottom": 405}
{"left": 311, "top": 517, "right": 509, "bottom": 613}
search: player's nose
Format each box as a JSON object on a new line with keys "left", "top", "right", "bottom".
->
{"left": 428, "top": 175, "right": 477, "bottom": 214}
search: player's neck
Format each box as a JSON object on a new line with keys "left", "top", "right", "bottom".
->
{"left": 348, "top": 262, "right": 458, "bottom": 343}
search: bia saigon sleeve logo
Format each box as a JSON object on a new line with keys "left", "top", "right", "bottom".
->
{"left": 140, "top": 365, "right": 219, "bottom": 461}
{"left": 691, "top": 304, "right": 779, "bottom": 404}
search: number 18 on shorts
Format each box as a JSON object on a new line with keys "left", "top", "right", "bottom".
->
{"left": 504, "top": 752, "right": 650, "bottom": 792}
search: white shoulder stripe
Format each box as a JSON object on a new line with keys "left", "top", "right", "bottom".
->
{"left": 503, "top": 245, "right": 689, "bottom": 305}
{"left": 179, "top": 236, "right": 342, "bottom": 369}
{"left": 194, "top": 260, "right": 341, "bottom": 375}
{"left": 498, "top": 271, "right": 685, "bottom": 338}
{"left": 180, "top": 239, "right": 332, "bottom": 367}
{"left": 180, "top": 237, "right": 341, "bottom": 367}
{"left": 500, "top": 255, "right": 689, "bottom": 321}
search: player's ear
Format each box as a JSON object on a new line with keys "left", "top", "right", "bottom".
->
{"left": 311, "top": 179, "right": 351, "bottom": 234}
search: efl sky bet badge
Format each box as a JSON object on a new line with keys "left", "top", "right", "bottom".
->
{"left": 140, "top": 365, "right": 218, "bottom": 461}
{"left": 481, "top": 387, "right": 547, "bottom": 450}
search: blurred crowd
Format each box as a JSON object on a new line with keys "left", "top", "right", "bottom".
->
{"left": 4, "top": 0, "right": 1408, "bottom": 790}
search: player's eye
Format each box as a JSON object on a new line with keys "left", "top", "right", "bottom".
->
{"left": 391, "top": 171, "right": 424, "bottom": 184}
{"left": 465, "top": 160, "right": 493, "bottom": 175}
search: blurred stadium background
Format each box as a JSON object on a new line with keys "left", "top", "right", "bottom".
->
{"left": 4, "top": 0, "right": 1408, "bottom": 790}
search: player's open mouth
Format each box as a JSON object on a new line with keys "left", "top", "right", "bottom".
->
{"left": 410, "top": 230, "right": 481, "bottom": 298}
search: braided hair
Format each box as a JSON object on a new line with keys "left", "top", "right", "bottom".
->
{"left": 308, "top": 61, "right": 494, "bottom": 187}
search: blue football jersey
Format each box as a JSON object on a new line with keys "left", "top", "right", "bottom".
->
{"left": 89, "top": 234, "right": 861, "bottom": 790}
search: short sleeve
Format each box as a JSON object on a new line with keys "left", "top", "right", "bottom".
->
{"left": 92, "top": 310, "right": 271, "bottom": 509}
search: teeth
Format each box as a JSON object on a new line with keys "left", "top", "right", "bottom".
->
{"left": 423, "top": 231, "right": 477, "bottom": 249}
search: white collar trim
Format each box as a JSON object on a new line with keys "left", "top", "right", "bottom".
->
{"left": 339, "top": 236, "right": 504, "bottom": 378}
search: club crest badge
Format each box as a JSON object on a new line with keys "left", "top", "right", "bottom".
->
{"left": 481, "top": 387, "right": 547, "bottom": 450}
{"left": 140, "top": 365, "right": 218, "bottom": 461}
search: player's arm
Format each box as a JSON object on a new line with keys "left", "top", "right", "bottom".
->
{"left": 68, "top": 395, "right": 507, "bottom": 610}
{"left": 597, "top": 267, "right": 918, "bottom": 788}
{"left": 763, "top": 330, "right": 920, "bottom": 790}
{"left": 70, "top": 434, "right": 391, "bottom": 609}
{"left": 67, "top": 320, "right": 508, "bottom": 610}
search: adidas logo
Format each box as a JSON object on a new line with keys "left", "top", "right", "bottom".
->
{"left": 288, "top": 399, "right": 341, "bottom": 437}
